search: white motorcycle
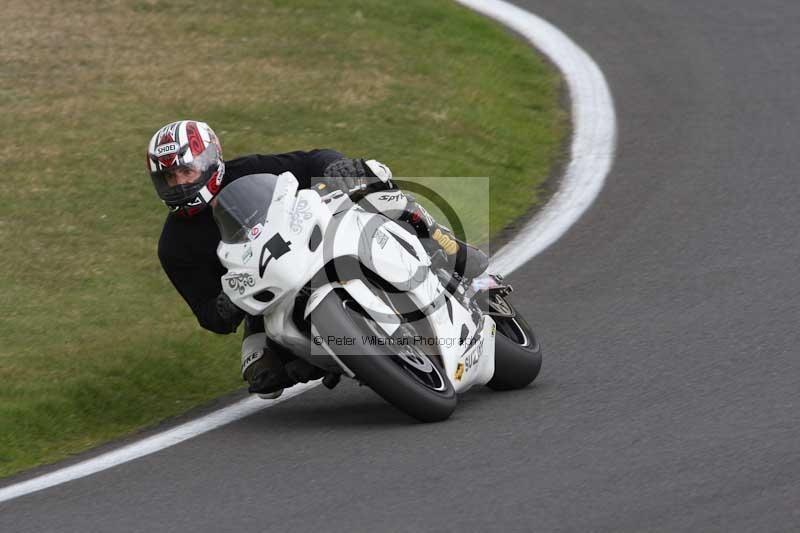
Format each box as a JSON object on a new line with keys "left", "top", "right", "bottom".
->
{"left": 213, "top": 172, "right": 542, "bottom": 422}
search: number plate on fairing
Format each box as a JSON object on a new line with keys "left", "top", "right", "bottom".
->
{"left": 449, "top": 316, "right": 496, "bottom": 393}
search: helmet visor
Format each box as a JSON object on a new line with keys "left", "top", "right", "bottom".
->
{"left": 150, "top": 144, "right": 220, "bottom": 205}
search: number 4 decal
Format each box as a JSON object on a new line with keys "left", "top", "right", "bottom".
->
{"left": 259, "top": 233, "right": 292, "bottom": 277}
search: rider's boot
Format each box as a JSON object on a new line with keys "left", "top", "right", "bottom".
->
{"left": 242, "top": 332, "right": 325, "bottom": 399}
{"left": 400, "top": 195, "right": 489, "bottom": 280}
{"left": 241, "top": 334, "right": 295, "bottom": 399}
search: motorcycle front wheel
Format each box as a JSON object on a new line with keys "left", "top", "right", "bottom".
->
{"left": 486, "top": 293, "right": 543, "bottom": 391}
{"left": 310, "top": 289, "right": 456, "bottom": 422}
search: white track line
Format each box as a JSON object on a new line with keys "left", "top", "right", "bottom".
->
{"left": 0, "top": 382, "right": 321, "bottom": 504}
{"left": 456, "top": 0, "right": 618, "bottom": 275}
{"left": 0, "top": 0, "right": 616, "bottom": 505}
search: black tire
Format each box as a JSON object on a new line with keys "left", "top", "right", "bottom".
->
{"left": 486, "top": 294, "right": 543, "bottom": 391}
{"left": 310, "top": 289, "right": 457, "bottom": 422}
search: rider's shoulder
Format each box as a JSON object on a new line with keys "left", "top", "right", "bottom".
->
{"left": 223, "top": 153, "right": 288, "bottom": 180}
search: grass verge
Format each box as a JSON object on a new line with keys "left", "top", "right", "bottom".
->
{"left": 0, "top": 0, "right": 566, "bottom": 478}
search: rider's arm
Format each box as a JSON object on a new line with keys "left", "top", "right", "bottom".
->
{"left": 227, "top": 149, "right": 345, "bottom": 188}
{"left": 159, "top": 253, "right": 245, "bottom": 334}
{"left": 157, "top": 220, "right": 245, "bottom": 334}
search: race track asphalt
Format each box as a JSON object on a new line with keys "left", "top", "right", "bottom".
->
{"left": 2, "top": 1, "right": 799, "bottom": 531}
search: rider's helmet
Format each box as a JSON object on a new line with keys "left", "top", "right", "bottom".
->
{"left": 147, "top": 120, "right": 225, "bottom": 217}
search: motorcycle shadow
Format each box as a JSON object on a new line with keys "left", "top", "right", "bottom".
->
{"left": 240, "top": 379, "right": 548, "bottom": 431}
{"left": 245, "top": 380, "right": 419, "bottom": 428}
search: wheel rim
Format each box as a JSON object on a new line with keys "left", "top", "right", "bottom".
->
{"left": 342, "top": 299, "right": 449, "bottom": 393}
{"left": 492, "top": 294, "right": 537, "bottom": 350}
{"left": 391, "top": 326, "right": 448, "bottom": 392}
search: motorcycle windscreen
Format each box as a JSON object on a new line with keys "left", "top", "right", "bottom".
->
{"left": 212, "top": 173, "right": 279, "bottom": 244}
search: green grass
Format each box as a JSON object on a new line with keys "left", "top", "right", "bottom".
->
{"left": 0, "top": 0, "right": 566, "bottom": 478}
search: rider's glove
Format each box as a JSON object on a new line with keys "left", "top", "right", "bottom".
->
{"left": 322, "top": 158, "right": 393, "bottom": 194}
{"left": 215, "top": 292, "right": 245, "bottom": 332}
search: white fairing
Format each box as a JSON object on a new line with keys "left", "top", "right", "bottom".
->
{"left": 217, "top": 172, "right": 495, "bottom": 392}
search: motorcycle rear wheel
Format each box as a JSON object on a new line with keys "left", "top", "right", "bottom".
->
{"left": 311, "top": 289, "right": 457, "bottom": 422}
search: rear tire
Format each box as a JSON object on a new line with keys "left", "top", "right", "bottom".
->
{"left": 486, "top": 294, "right": 542, "bottom": 391}
{"left": 310, "top": 289, "right": 457, "bottom": 422}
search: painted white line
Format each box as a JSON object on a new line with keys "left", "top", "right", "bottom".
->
{"left": 0, "top": 0, "right": 616, "bottom": 504}
{"left": 0, "top": 382, "right": 321, "bottom": 504}
{"left": 453, "top": 0, "right": 617, "bottom": 276}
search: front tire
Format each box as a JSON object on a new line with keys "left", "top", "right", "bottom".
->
{"left": 310, "top": 289, "right": 457, "bottom": 422}
{"left": 486, "top": 293, "right": 543, "bottom": 390}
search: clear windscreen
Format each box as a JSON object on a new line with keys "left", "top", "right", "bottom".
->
{"left": 212, "top": 173, "right": 279, "bottom": 244}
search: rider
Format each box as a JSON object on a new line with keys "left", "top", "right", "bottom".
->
{"left": 148, "top": 119, "right": 489, "bottom": 398}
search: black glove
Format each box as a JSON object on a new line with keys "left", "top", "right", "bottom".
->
{"left": 215, "top": 291, "right": 245, "bottom": 331}
{"left": 322, "top": 158, "right": 369, "bottom": 193}
{"left": 322, "top": 158, "right": 393, "bottom": 199}
{"left": 324, "top": 157, "right": 371, "bottom": 177}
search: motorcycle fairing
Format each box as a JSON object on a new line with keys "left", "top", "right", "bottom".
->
{"left": 217, "top": 172, "right": 496, "bottom": 391}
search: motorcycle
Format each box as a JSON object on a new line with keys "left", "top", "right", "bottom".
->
{"left": 213, "top": 172, "right": 542, "bottom": 422}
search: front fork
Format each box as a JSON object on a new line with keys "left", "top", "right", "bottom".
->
{"left": 471, "top": 274, "right": 516, "bottom": 318}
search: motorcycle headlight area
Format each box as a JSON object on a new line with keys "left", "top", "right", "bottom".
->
{"left": 221, "top": 270, "right": 284, "bottom": 315}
